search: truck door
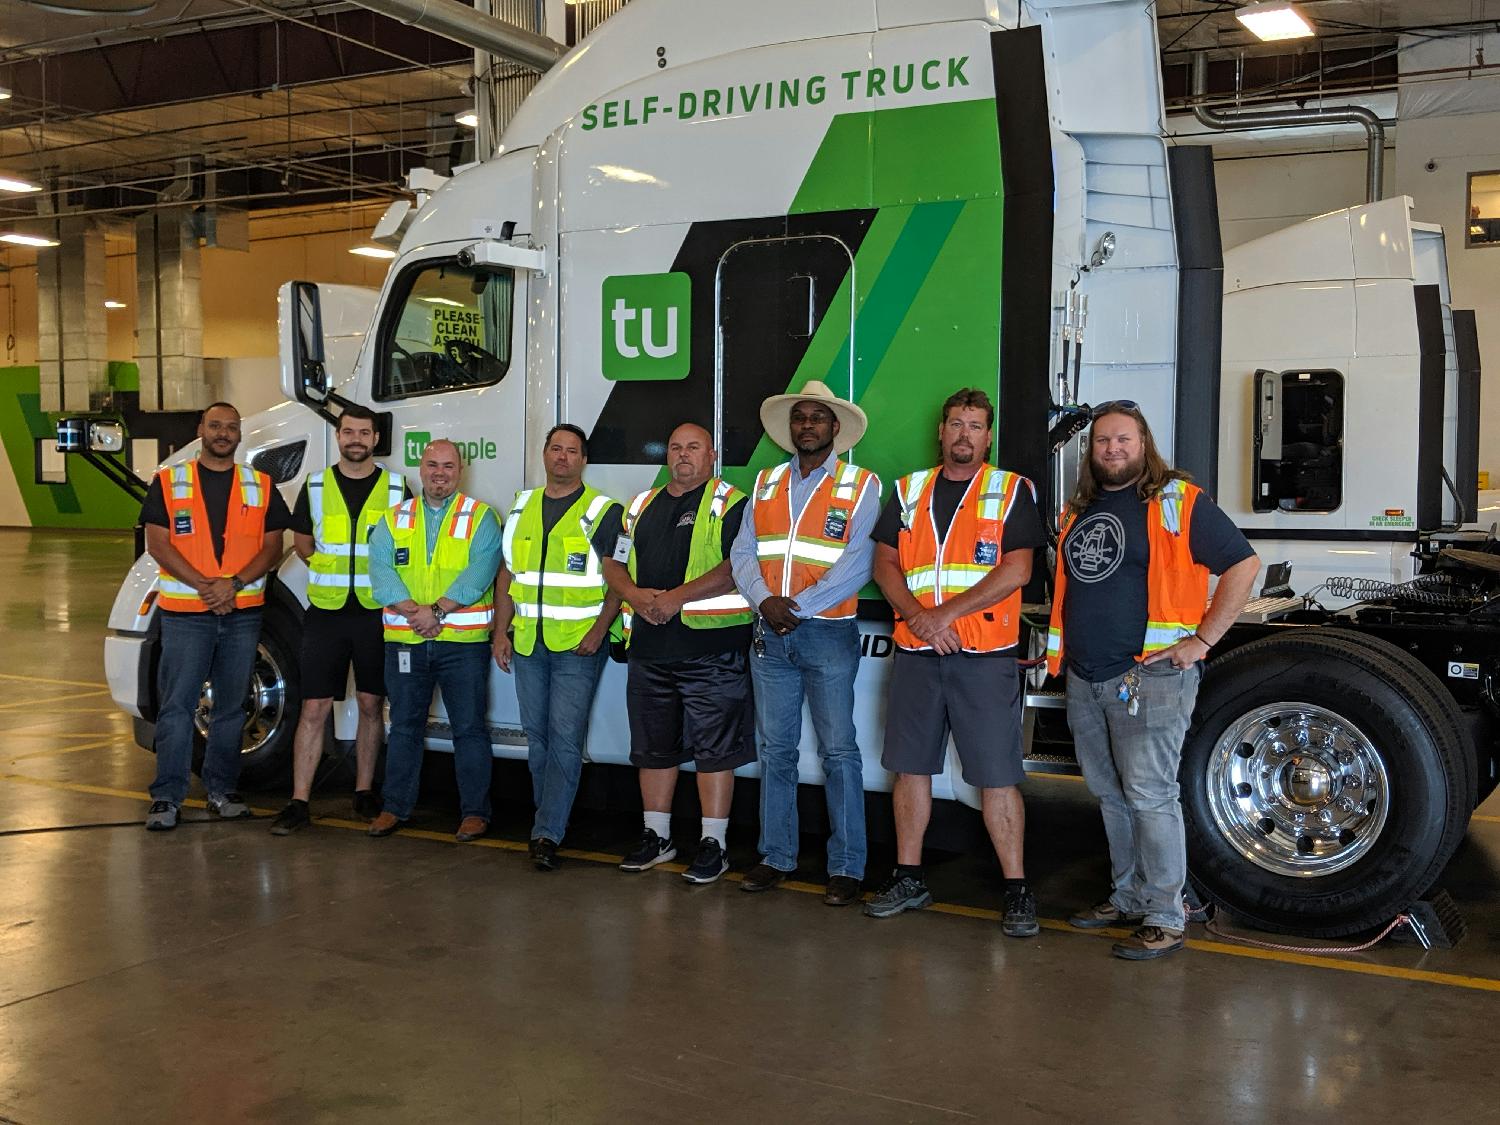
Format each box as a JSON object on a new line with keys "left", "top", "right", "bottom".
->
{"left": 713, "top": 235, "right": 857, "bottom": 468}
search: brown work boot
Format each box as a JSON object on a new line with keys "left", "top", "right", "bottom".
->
{"left": 1069, "top": 899, "right": 1144, "bottom": 929}
{"left": 367, "top": 812, "right": 404, "bottom": 838}
{"left": 1112, "top": 925, "right": 1185, "bottom": 961}
{"left": 455, "top": 816, "right": 489, "bottom": 842}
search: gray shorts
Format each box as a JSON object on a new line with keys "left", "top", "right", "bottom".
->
{"left": 881, "top": 650, "right": 1025, "bottom": 789}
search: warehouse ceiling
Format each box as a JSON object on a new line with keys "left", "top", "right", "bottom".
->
{"left": 0, "top": 0, "right": 1495, "bottom": 229}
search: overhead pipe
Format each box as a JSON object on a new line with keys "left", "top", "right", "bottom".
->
{"left": 1191, "top": 53, "right": 1385, "bottom": 204}
{"left": 348, "top": 0, "right": 565, "bottom": 73}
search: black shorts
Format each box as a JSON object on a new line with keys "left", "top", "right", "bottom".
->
{"left": 627, "top": 651, "right": 756, "bottom": 773}
{"left": 881, "top": 650, "right": 1025, "bottom": 789}
{"left": 299, "top": 607, "right": 386, "bottom": 700}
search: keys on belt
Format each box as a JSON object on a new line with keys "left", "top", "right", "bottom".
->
{"left": 1117, "top": 668, "right": 1141, "bottom": 716}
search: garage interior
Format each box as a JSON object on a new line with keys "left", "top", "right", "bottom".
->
{"left": 3, "top": 2, "right": 1500, "bottom": 1121}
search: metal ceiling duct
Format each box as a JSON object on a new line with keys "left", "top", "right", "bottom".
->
{"left": 347, "top": 0, "right": 565, "bottom": 72}
{"left": 1191, "top": 53, "right": 1386, "bottom": 204}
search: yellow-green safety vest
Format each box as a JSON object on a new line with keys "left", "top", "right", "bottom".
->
{"left": 620, "top": 477, "right": 752, "bottom": 641}
{"left": 501, "top": 484, "right": 619, "bottom": 656}
{"left": 380, "top": 492, "right": 496, "bottom": 643}
{"left": 306, "top": 467, "right": 406, "bottom": 611}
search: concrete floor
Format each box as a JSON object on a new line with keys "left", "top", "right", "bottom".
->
{"left": 2, "top": 527, "right": 1500, "bottom": 1124}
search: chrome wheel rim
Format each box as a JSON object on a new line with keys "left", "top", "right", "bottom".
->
{"left": 1207, "top": 702, "right": 1389, "bottom": 877}
{"left": 194, "top": 642, "right": 287, "bottom": 756}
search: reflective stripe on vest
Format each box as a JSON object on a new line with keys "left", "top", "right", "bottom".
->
{"left": 156, "top": 461, "right": 273, "bottom": 612}
{"left": 752, "top": 458, "right": 877, "bottom": 620}
{"left": 892, "top": 464, "right": 1028, "bottom": 653}
{"left": 307, "top": 468, "right": 404, "bottom": 611}
{"left": 619, "top": 478, "right": 752, "bottom": 639}
{"left": 501, "top": 486, "right": 616, "bottom": 655}
{"left": 1045, "top": 479, "right": 1210, "bottom": 676}
{"left": 381, "top": 492, "right": 495, "bottom": 643}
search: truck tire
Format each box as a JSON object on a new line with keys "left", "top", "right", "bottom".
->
{"left": 191, "top": 603, "right": 301, "bottom": 791}
{"left": 1182, "top": 630, "right": 1472, "bottom": 937}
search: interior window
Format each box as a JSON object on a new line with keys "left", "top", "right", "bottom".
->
{"left": 1253, "top": 369, "right": 1344, "bottom": 513}
{"left": 1467, "top": 170, "right": 1500, "bottom": 249}
{"left": 376, "top": 261, "right": 514, "bottom": 400}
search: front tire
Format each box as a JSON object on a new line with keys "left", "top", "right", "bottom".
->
{"left": 1182, "top": 630, "right": 1472, "bottom": 937}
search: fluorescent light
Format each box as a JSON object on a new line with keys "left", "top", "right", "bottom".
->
{"left": 420, "top": 297, "right": 466, "bottom": 307}
{"left": 456, "top": 110, "right": 478, "bottom": 128}
{"left": 0, "top": 176, "right": 40, "bottom": 194}
{"left": 1236, "top": 3, "right": 1315, "bottom": 41}
{"left": 105, "top": 300, "right": 127, "bottom": 309}
{"left": 0, "top": 232, "right": 59, "bottom": 248}
{"left": 349, "top": 245, "right": 396, "bottom": 259}
{"left": 0, "top": 87, "right": 10, "bottom": 101}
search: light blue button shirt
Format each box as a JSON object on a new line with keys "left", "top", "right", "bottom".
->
{"left": 730, "top": 449, "right": 879, "bottom": 619}
{"left": 368, "top": 492, "right": 502, "bottom": 608}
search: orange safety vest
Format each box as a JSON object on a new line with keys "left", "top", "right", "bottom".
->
{"left": 751, "top": 458, "right": 878, "bottom": 620}
{"left": 155, "top": 460, "right": 273, "bottom": 612}
{"left": 1045, "top": 479, "right": 1210, "bottom": 677}
{"left": 892, "top": 464, "right": 1030, "bottom": 653}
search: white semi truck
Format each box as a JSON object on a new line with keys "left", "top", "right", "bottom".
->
{"left": 90, "top": 0, "right": 1494, "bottom": 937}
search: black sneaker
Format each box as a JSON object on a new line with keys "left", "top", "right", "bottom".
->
{"left": 619, "top": 828, "right": 676, "bottom": 872}
{"left": 269, "top": 800, "right": 311, "bottom": 836}
{"left": 682, "top": 837, "right": 729, "bottom": 884}
{"left": 352, "top": 789, "right": 382, "bottom": 821}
{"left": 863, "top": 871, "right": 933, "bottom": 918}
{"left": 530, "top": 837, "right": 560, "bottom": 872}
{"left": 1002, "top": 886, "right": 1040, "bottom": 938}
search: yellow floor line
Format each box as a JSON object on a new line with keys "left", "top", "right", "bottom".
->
{"left": 2, "top": 768, "right": 1498, "bottom": 995}
{"left": 0, "top": 731, "right": 131, "bottom": 741}
{"left": 0, "top": 672, "right": 109, "bottom": 689}
{"left": 0, "top": 689, "right": 113, "bottom": 713}
{"left": 1473, "top": 814, "right": 1500, "bottom": 825}
{"left": 7, "top": 738, "right": 128, "bottom": 763}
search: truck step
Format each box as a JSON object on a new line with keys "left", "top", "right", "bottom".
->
{"left": 1236, "top": 595, "right": 1304, "bottom": 623}
{"left": 1025, "top": 691, "right": 1067, "bottom": 710}
{"left": 425, "top": 721, "right": 529, "bottom": 747}
{"left": 1022, "top": 752, "right": 1082, "bottom": 777}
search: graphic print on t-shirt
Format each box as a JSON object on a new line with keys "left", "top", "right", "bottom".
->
{"left": 1065, "top": 511, "right": 1126, "bottom": 583}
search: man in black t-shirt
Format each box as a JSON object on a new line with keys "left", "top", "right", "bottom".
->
{"left": 1051, "top": 403, "right": 1259, "bottom": 961}
{"left": 602, "top": 423, "right": 755, "bottom": 885}
{"left": 270, "top": 405, "right": 408, "bottom": 835}
{"left": 138, "top": 402, "right": 292, "bottom": 830}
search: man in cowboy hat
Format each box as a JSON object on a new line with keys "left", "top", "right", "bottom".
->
{"left": 730, "top": 381, "right": 880, "bottom": 906}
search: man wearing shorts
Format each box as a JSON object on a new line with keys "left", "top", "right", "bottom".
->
{"left": 867, "top": 388, "right": 1046, "bottom": 936}
{"left": 272, "top": 404, "right": 407, "bottom": 833}
{"left": 603, "top": 423, "right": 756, "bottom": 885}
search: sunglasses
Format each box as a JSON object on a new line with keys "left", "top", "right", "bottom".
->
{"left": 1091, "top": 399, "right": 1141, "bottom": 419}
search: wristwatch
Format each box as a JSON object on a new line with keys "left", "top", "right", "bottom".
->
{"left": 230, "top": 576, "right": 246, "bottom": 593}
{"left": 431, "top": 603, "right": 447, "bottom": 623}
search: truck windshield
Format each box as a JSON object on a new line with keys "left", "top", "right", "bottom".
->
{"left": 375, "top": 260, "right": 514, "bottom": 400}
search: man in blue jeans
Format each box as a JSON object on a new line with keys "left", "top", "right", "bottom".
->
{"left": 366, "top": 439, "right": 502, "bottom": 842}
{"left": 137, "top": 401, "right": 292, "bottom": 830}
{"left": 494, "top": 424, "right": 623, "bottom": 871}
{"left": 730, "top": 382, "right": 879, "bottom": 906}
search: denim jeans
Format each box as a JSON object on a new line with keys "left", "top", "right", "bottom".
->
{"left": 751, "top": 617, "right": 865, "bottom": 879}
{"left": 1066, "top": 662, "right": 1202, "bottom": 931}
{"left": 151, "top": 608, "right": 263, "bottom": 805}
{"left": 382, "top": 641, "right": 493, "bottom": 821}
{"left": 514, "top": 643, "right": 608, "bottom": 844}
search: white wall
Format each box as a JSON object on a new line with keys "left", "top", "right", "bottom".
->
{"left": 1211, "top": 148, "right": 1380, "bottom": 251}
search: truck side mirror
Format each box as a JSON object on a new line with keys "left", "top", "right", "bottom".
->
{"left": 289, "top": 281, "right": 328, "bottom": 403}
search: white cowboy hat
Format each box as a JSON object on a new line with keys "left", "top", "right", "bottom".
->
{"left": 759, "top": 380, "right": 868, "bottom": 455}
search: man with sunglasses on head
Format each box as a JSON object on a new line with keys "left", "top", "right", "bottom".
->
{"left": 1047, "top": 401, "right": 1258, "bottom": 961}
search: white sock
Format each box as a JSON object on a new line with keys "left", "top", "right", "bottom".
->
{"left": 644, "top": 810, "right": 671, "bottom": 840}
{"left": 702, "top": 817, "right": 729, "bottom": 848}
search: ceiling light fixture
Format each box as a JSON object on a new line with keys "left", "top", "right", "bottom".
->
{"left": 349, "top": 244, "right": 396, "bottom": 259}
{"left": 105, "top": 300, "right": 127, "bottom": 309}
{"left": 0, "top": 87, "right": 10, "bottom": 101}
{"left": 1235, "top": 2, "right": 1315, "bottom": 42}
{"left": 455, "top": 110, "right": 479, "bottom": 128}
{"left": 0, "top": 176, "right": 41, "bottom": 194}
{"left": 0, "top": 232, "right": 59, "bottom": 248}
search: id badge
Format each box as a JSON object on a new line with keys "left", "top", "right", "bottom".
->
{"left": 394, "top": 547, "right": 410, "bottom": 566}
{"left": 566, "top": 552, "right": 588, "bottom": 573}
{"left": 173, "top": 512, "right": 193, "bottom": 536}
{"left": 973, "top": 540, "right": 999, "bottom": 567}
{"left": 611, "top": 534, "right": 632, "bottom": 563}
{"left": 822, "top": 508, "right": 849, "bottom": 541}
{"left": 398, "top": 649, "right": 412, "bottom": 674}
